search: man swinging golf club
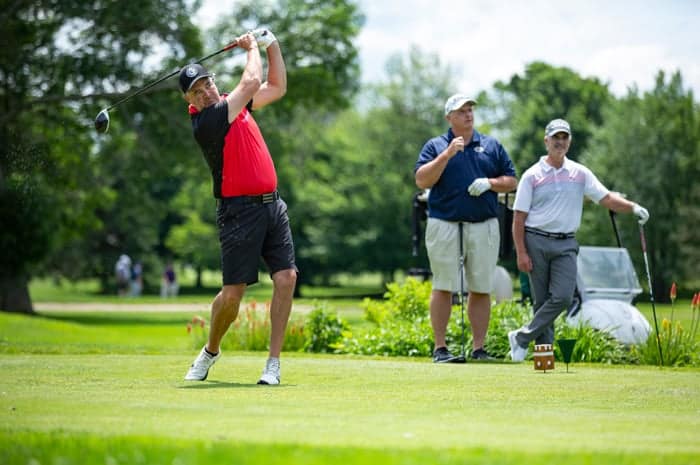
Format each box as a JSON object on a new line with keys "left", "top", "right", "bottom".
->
{"left": 182, "top": 30, "right": 297, "bottom": 385}
{"left": 509, "top": 119, "right": 650, "bottom": 362}
{"left": 415, "top": 94, "right": 517, "bottom": 362}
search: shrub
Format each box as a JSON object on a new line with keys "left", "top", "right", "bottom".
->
{"left": 556, "top": 321, "right": 638, "bottom": 364}
{"left": 342, "top": 278, "right": 465, "bottom": 357}
{"left": 363, "top": 278, "right": 432, "bottom": 324}
{"left": 303, "top": 303, "right": 349, "bottom": 353}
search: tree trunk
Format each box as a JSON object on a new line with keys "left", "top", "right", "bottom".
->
{"left": 195, "top": 264, "right": 203, "bottom": 289}
{"left": 0, "top": 274, "right": 35, "bottom": 314}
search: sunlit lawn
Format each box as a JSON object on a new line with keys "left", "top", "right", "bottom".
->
{"left": 1, "top": 307, "right": 699, "bottom": 465}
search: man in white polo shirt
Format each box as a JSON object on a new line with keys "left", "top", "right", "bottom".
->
{"left": 508, "top": 119, "right": 649, "bottom": 362}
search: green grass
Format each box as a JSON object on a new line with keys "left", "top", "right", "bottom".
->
{"left": 1, "top": 310, "right": 700, "bottom": 464}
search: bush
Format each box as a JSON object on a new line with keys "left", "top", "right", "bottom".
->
{"left": 556, "top": 321, "right": 639, "bottom": 364}
{"left": 341, "top": 278, "right": 463, "bottom": 357}
{"left": 303, "top": 303, "right": 349, "bottom": 353}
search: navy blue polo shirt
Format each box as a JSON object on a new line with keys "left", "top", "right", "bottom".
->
{"left": 415, "top": 128, "right": 515, "bottom": 222}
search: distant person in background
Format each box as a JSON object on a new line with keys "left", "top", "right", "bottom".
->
{"left": 161, "top": 262, "right": 178, "bottom": 298}
{"left": 130, "top": 261, "right": 143, "bottom": 297}
{"left": 115, "top": 254, "right": 132, "bottom": 297}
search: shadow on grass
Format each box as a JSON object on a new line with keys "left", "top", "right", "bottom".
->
{"left": 177, "top": 380, "right": 296, "bottom": 389}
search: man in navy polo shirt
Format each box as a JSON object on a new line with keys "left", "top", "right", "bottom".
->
{"left": 180, "top": 30, "right": 297, "bottom": 385}
{"left": 415, "top": 94, "right": 517, "bottom": 362}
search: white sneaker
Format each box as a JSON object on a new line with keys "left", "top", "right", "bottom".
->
{"left": 508, "top": 330, "right": 528, "bottom": 362}
{"left": 184, "top": 346, "right": 221, "bottom": 381}
{"left": 257, "top": 357, "right": 280, "bottom": 385}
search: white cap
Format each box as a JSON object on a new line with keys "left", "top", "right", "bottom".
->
{"left": 444, "top": 93, "right": 477, "bottom": 116}
{"left": 545, "top": 119, "right": 571, "bottom": 137}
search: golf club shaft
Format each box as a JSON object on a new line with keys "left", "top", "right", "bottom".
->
{"left": 609, "top": 210, "right": 622, "bottom": 248}
{"left": 639, "top": 223, "right": 664, "bottom": 366}
{"left": 104, "top": 40, "right": 239, "bottom": 112}
{"left": 458, "top": 222, "right": 466, "bottom": 358}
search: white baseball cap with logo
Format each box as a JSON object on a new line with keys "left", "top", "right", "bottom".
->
{"left": 444, "top": 93, "right": 477, "bottom": 116}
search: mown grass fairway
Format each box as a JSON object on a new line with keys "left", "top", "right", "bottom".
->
{"left": 1, "top": 310, "right": 699, "bottom": 464}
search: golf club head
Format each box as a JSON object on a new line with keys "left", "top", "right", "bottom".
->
{"left": 452, "top": 355, "right": 467, "bottom": 364}
{"left": 94, "top": 109, "right": 110, "bottom": 133}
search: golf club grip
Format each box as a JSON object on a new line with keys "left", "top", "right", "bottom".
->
{"left": 197, "top": 42, "right": 239, "bottom": 64}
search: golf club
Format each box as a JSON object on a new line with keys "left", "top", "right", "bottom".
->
{"left": 94, "top": 30, "right": 271, "bottom": 133}
{"left": 638, "top": 222, "right": 664, "bottom": 366}
{"left": 454, "top": 222, "right": 467, "bottom": 363}
{"left": 609, "top": 210, "right": 623, "bottom": 248}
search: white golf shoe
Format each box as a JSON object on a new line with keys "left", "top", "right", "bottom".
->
{"left": 257, "top": 357, "right": 281, "bottom": 385}
{"left": 184, "top": 346, "right": 221, "bottom": 381}
{"left": 508, "top": 330, "right": 528, "bottom": 362}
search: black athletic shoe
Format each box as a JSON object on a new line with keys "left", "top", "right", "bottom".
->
{"left": 433, "top": 347, "right": 460, "bottom": 363}
{"left": 471, "top": 348, "right": 496, "bottom": 361}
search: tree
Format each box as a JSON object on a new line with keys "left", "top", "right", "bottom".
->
{"left": 486, "top": 62, "right": 611, "bottom": 174}
{"left": 278, "top": 47, "right": 455, "bottom": 287}
{"left": 579, "top": 71, "right": 700, "bottom": 299}
{"left": 0, "top": 0, "right": 201, "bottom": 312}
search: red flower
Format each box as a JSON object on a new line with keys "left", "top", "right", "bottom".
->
{"left": 670, "top": 282, "right": 677, "bottom": 302}
{"left": 692, "top": 292, "right": 700, "bottom": 309}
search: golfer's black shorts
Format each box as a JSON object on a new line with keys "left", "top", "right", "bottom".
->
{"left": 216, "top": 197, "right": 297, "bottom": 286}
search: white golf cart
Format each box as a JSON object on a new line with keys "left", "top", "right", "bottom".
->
{"left": 566, "top": 246, "right": 651, "bottom": 345}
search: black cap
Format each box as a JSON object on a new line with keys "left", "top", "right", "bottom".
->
{"left": 179, "top": 63, "right": 211, "bottom": 93}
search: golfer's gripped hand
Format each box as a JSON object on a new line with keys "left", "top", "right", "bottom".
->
{"left": 633, "top": 203, "right": 649, "bottom": 225}
{"left": 237, "top": 32, "right": 258, "bottom": 51}
{"left": 252, "top": 28, "right": 277, "bottom": 49}
{"left": 468, "top": 178, "right": 491, "bottom": 196}
{"left": 447, "top": 136, "right": 464, "bottom": 158}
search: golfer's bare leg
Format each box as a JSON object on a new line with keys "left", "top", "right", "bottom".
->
{"left": 268, "top": 269, "right": 297, "bottom": 357}
{"left": 430, "top": 290, "right": 453, "bottom": 349}
{"left": 206, "top": 283, "right": 245, "bottom": 353}
{"left": 468, "top": 292, "right": 491, "bottom": 350}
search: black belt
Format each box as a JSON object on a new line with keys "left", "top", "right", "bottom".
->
{"left": 525, "top": 227, "right": 575, "bottom": 240}
{"left": 218, "top": 191, "right": 279, "bottom": 206}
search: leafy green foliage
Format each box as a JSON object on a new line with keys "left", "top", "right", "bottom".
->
{"left": 303, "top": 304, "right": 349, "bottom": 353}
{"left": 634, "top": 296, "right": 700, "bottom": 366}
{"left": 187, "top": 302, "right": 306, "bottom": 352}
{"left": 579, "top": 71, "right": 700, "bottom": 295}
{"left": 209, "top": 0, "right": 365, "bottom": 115}
{"left": 486, "top": 61, "right": 611, "bottom": 174}
{"left": 340, "top": 278, "right": 457, "bottom": 357}
{"left": 556, "top": 322, "right": 639, "bottom": 365}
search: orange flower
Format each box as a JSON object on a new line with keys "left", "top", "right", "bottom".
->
{"left": 670, "top": 282, "right": 677, "bottom": 302}
{"left": 186, "top": 323, "right": 192, "bottom": 334}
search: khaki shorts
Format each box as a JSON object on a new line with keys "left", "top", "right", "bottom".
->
{"left": 425, "top": 217, "right": 500, "bottom": 293}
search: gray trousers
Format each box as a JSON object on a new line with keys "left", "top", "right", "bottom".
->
{"left": 515, "top": 233, "right": 578, "bottom": 347}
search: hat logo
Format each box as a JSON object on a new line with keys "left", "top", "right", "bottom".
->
{"left": 185, "top": 66, "right": 198, "bottom": 78}
{"left": 475, "top": 146, "right": 484, "bottom": 153}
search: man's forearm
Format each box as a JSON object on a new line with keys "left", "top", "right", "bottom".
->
{"left": 265, "top": 41, "right": 287, "bottom": 93}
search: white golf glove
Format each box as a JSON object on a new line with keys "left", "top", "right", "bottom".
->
{"left": 633, "top": 203, "right": 649, "bottom": 225}
{"left": 252, "top": 29, "right": 277, "bottom": 49}
{"left": 467, "top": 178, "right": 491, "bottom": 196}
